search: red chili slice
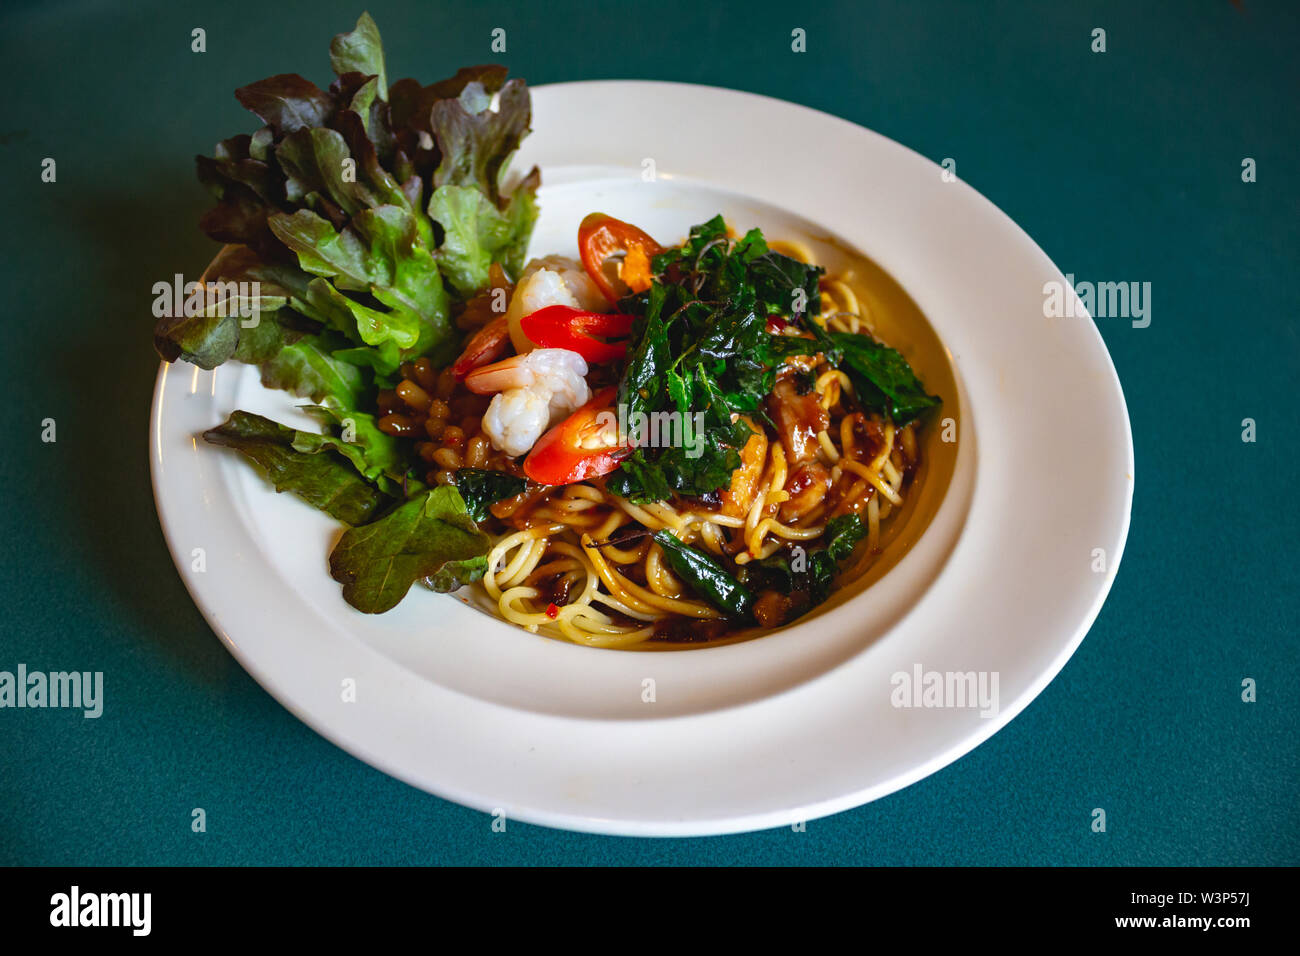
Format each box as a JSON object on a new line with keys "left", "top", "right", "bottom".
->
{"left": 523, "top": 386, "right": 629, "bottom": 485}
{"left": 518, "top": 305, "right": 634, "bottom": 363}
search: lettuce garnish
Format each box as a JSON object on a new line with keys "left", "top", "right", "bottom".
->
{"left": 156, "top": 13, "right": 539, "bottom": 613}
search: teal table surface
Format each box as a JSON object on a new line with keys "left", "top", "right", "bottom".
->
{"left": 2, "top": 0, "right": 1296, "bottom": 865}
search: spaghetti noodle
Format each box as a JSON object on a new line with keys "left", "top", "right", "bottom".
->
{"left": 377, "top": 234, "right": 929, "bottom": 647}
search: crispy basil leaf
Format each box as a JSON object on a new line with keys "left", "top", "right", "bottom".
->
{"left": 611, "top": 216, "right": 938, "bottom": 502}
{"left": 605, "top": 453, "right": 675, "bottom": 504}
{"left": 807, "top": 513, "right": 867, "bottom": 602}
{"left": 749, "top": 513, "right": 866, "bottom": 609}
{"left": 452, "top": 468, "right": 528, "bottom": 521}
{"left": 829, "top": 332, "right": 940, "bottom": 423}
{"left": 617, "top": 282, "right": 670, "bottom": 423}
{"left": 749, "top": 251, "right": 823, "bottom": 317}
{"left": 652, "top": 531, "right": 755, "bottom": 620}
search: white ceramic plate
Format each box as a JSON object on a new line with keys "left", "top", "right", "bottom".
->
{"left": 150, "top": 81, "right": 1132, "bottom": 835}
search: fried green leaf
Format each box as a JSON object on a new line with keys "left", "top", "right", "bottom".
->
{"left": 749, "top": 513, "right": 867, "bottom": 609}
{"left": 829, "top": 332, "right": 940, "bottom": 423}
{"left": 452, "top": 468, "right": 528, "bottom": 521}
{"left": 652, "top": 531, "right": 755, "bottom": 620}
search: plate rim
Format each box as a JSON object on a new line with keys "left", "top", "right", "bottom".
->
{"left": 149, "top": 78, "right": 1134, "bottom": 836}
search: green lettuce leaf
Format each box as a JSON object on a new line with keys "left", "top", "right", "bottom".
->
{"left": 153, "top": 13, "right": 550, "bottom": 617}
{"left": 428, "top": 176, "right": 537, "bottom": 296}
{"left": 152, "top": 245, "right": 298, "bottom": 368}
{"left": 257, "top": 333, "right": 364, "bottom": 408}
{"left": 158, "top": 12, "right": 542, "bottom": 377}
{"left": 275, "top": 127, "right": 380, "bottom": 217}
{"left": 234, "top": 74, "right": 335, "bottom": 137}
{"left": 268, "top": 206, "right": 451, "bottom": 357}
{"left": 202, "top": 411, "right": 391, "bottom": 526}
{"left": 295, "top": 405, "right": 409, "bottom": 495}
{"left": 328, "top": 486, "right": 490, "bottom": 613}
{"left": 430, "top": 79, "right": 532, "bottom": 203}
{"left": 329, "top": 12, "right": 387, "bottom": 96}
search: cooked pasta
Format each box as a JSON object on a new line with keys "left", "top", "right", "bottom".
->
{"left": 377, "top": 231, "right": 932, "bottom": 647}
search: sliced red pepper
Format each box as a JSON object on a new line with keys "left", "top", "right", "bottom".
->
{"left": 524, "top": 386, "right": 629, "bottom": 485}
{"left": 518, "top": 305, "right": 634, "bottom": 363}
{"left": 578, "top": 213, "right": 663, "bottom": 304}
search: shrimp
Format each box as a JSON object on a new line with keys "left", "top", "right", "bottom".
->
{"left": 466, "top": 349, "right": 592, "bottom": 458}
{"left": 506, "top": 256, "right": 609, "bottom": 353}
{"left": 480, "top": 389, "right": 554, "bottom": 458}
{"left": 520, "top": 255, "right": 607, "bottom": 312}
{"left": 464, "top": 349, "right": 590, "bottom": 401}
{"left": 450, "top": 315, "right": 510, "bottom": 379}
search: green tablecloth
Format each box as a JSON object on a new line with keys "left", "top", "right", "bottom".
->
{"left": 2, "top": 0, "right": 1295, "bottom": 865}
